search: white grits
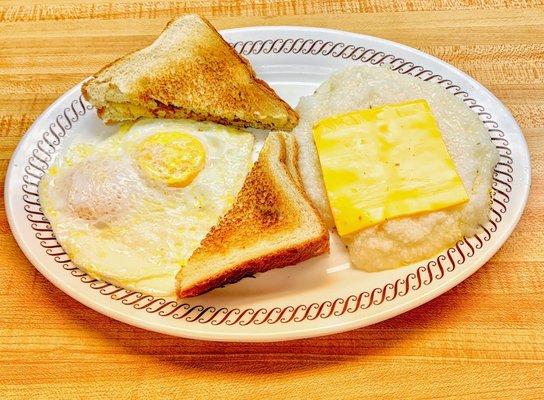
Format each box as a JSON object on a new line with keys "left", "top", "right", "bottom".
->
{"left": 294, "top": 65, "right": 499, "bottom": 271}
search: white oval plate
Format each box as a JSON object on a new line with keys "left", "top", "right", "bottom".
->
{"left": 5, "top": 26, "right": 531, "bottom": 342}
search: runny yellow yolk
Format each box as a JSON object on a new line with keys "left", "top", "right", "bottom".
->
{"left": 313, "top": 99, "right": 469, "bottom": 237}
{"left": 136, "top": 132, "right": 206, "bottom": 187}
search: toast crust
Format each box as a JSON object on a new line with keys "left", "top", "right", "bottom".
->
{"left": 82, "top": 14, "right": 298, "bottom": 130}
{"left": 176, "top": 132, "right": 329, "bottom": 298}
{"left": 179, "top": 236, "right": 329, "bottom": 298}
{"left": 280, "top": 131, "right": 303, "bottom": 186}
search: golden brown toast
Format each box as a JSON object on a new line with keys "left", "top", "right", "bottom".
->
{"left": 82, "top": 14, "right": 298, "bottom": 130}
{"left": 176, "top": 132, "right": 329, "bottom": 298}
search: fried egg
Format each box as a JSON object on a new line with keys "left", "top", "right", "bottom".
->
{"left": 39, "top": 119, "right": 254, "bottom": 296}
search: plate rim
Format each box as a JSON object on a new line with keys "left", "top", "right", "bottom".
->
{"left": 4, "top": 26, "right": 531, "bottom": 342}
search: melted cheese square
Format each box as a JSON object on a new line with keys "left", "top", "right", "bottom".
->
{"left": 313, "top": 99, "right": 468, "bottom": 237}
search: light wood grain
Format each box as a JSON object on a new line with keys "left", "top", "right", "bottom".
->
{"left": 0, "top": 1, "right": 543, "bottom": 399}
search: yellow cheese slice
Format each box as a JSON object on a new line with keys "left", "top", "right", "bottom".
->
{"left": 313, "top": 99, "right": 468, "bottom": 237}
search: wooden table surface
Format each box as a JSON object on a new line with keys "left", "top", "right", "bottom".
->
{"left": 1, "top": 1, "right": 543, "bottom": 398}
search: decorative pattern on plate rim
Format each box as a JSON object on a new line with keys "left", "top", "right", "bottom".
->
{"left": 21, "top": 38, "right": 513, "bottom": 326}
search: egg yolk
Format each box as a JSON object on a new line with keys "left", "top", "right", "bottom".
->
{"left": 136, "top": 132, "right": 206, "bottom": 187}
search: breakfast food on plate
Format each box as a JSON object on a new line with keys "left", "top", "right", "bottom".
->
{"left": 39, "top": 119, "right": 254, "bottom": 296}
{"left": 294, "top": 64, "right": 499, "bottom": 271}
{"left": 82, "top": 14, "right": 298, "bottom": 131}
{"left": 39, "top": 14, "right": 328, "bottom": 299}
{"left": 176, "top": 132, "right": 329, "bottom": 298}
{"left": 39, "top": 12, "right": 500, "bottom": 299}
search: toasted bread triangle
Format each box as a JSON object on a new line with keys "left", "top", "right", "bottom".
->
{"left": 176, "top": 132, "right": 329, "bottom": 298}
{"left": 82, "top": 14, "right": 298, "bottom": 130}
